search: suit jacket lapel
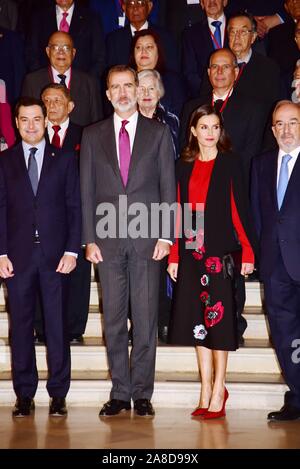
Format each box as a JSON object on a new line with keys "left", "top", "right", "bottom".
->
{"left": 270, "top": 151, "right": 279, "bottom": 211}
{"left": 127, "top": 114, "right": 151, "bottom": 186}
{"left": 280, "top": 151, "right": 300, "bottom": 210}
{"left": 36, "top": 145, "right": 56, "bottom": 198}
{"left": 100, "top": 116, "right": 123, "bottom": 186}
{"left": 14, "top": 143, "right": 34, "bottom": 197}
{"left": 69, "top": 4, "right": 83, "bottom": 36}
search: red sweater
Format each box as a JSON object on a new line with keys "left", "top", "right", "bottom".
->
{"left": 169, "top": 158, "right": 254, "bottom": 264}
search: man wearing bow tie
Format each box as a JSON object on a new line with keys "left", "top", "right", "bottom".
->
{"left": 0, "top": 97, "right": 81, "bottom": 417}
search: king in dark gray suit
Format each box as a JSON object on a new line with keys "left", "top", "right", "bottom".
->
{"left": 80, "top": 65, "right": 176, "bottom": 417}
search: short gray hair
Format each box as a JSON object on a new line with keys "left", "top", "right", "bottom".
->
{"left": 137, "top": 69, "right": 165, "bottom": 98}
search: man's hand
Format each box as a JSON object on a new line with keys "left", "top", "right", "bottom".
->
{"left": 152, "top": 240, "right": 170, "bottom": 261}
{"left": 241, "top": 262, "right": 254, "bottom": 278}
{"left": 56, "top": 254, "right": 77, "bottom": 274}
{"left": 167, "top": 262, "right": 178, "bottom": 282}
{"left": 254, "top": 15, "right": 281, "bottom": 38}
{"left": 0, "top": 256, "right": 14, "bottom": 278}
{"left": 85, "top": 243, "right": 103, "bottom": 263}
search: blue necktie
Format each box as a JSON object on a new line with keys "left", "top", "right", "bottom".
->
{"left": 28, "top": 147, "right": 39, "bottom": 195}
{"left": 277, "top": 154, "right": 292, "bottom": 209}
{"left": 211, "top": 20, "right": 222, "bottom": 49}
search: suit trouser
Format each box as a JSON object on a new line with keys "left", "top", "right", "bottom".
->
{"left": 6, "top": 244, "right": 71, "bottom": 399}
{"left": 98, "top": 239, "right": 160, "bottom": 402}
{"left": 35, "top": 248, "right": 91, "bottom": 337}
{"left": 263, "top": 252, "right": 300, "bottom": 409}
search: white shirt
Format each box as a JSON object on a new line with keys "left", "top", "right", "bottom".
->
{"left": 213, "top": 88, "right": 233, "bottom": 101}
{"left": 47, "top": 118, "right": 70, "bottom": 147}
{"left": 237, "top": 48, "right": 252, "bottom": 65}
{"left": 130, "top": 20, "right": 149, "bottom": 36}
{"left": 277, "top": 146, "right": 300, "bottom": 186}
{"left": 56, "top": 4, "right": 74, "bottom": 30}
{"left": 23, "top": 139, "right": 46, "bottom": 179}
{"left": 113, "top": 110, "right": 138, "bottom": 165}
{"left": 51, "top": 66, "right": 71, "bottom": 88}
{"left": 207, "top": 13, "right": 226, "bottom": 48}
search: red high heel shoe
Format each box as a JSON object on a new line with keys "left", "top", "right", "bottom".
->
{"left": 191, "top": 407, "right": 208, "bottom": 416}
{"left": 201, "top": 388, "right": 229, "bottom": 420}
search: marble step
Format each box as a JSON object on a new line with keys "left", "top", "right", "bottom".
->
{"left": 0, "top": 370, "right": 287, "bottom": 409}
{"left": 0, "top": 338, "right": 281, "bottom": 374}
{"left": 0, "top": 280, "right": 264, "bottom": 308}
{"left": 0, "top": 307, "right": 269, "bottom": 340}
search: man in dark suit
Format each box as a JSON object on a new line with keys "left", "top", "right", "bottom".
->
{"left": 182, "top": 0, "right": 229, "bottom": 97}
{"left": 181, "top": 48, "right": 266, "bottom": 182}
{"left": 33, "top": 83, "right": 90, "bottom": 345}
{"left": 25, "top": 0, "right": 105, "bottom": 82}
{"left": 89, "top": 0, "right": 162, "bottom": 37}
{"left": 0, "top": 97, "right": 81, "bottom": 417}
{"left": 227, "top": 12, "right": 281, "bottom": 106}
{"left": 251, "top": 101, "right": 300, "bottom": 421}
{"left": 80, "top": 65, "right": 176, "bottom": 416}
{"left": 106, "top": 0, "right": 178, "bottom": 73}
{"left": 156, "top": 0, "right": 205, "bottom": 45}
{"left": 22, "top": 31, "right": 102, "bottom": 126}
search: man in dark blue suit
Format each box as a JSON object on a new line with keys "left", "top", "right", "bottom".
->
{"left": 0, "top": 97, "right": 81, "bottom": 417}
{"left": 252, "top": 100, "right": 300, "bottom": 421}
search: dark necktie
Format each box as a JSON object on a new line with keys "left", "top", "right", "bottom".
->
{"left": 238, "top": 62, "right": 246, "bottom": 69}
{"left": 28, "top": 147, "right": 38, "bottom": 195}
{"left": 211, "top": 20, "right": 222, "bottom": 49}
{"left": 277, "top": 154, "right": 292, "bottom": 209}
{"left": 119, "top": 120, "right": 131, "bottom": 186}
{"left": 214, "top": 99, "right": 224, "bottom": 113}
{"left": 51, "top": 125, "right": 61, "bottom": 148}
{"left": 58, "top": 74, "right": 67, "bottom": 86}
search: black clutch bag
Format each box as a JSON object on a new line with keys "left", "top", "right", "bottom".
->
{"left": 222, "top": 254, "right": 234, "bottom": 279}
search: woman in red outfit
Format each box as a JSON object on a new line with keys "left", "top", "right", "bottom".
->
{"left": 167, "top": 105, "right": 257, "bottom": 419}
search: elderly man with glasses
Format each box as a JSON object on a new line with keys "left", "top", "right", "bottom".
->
{"left": 22, "top": 31, "right": 102, "bottom": 126}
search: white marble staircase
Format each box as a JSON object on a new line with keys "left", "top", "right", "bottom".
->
{"left": 0, "top": 280, "right": 287, "bottom": 409}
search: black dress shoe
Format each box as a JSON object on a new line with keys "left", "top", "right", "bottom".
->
{"left": 99, "top": 399, "right": 131, "bottom": 416}
{"left": 34, "top": 334, "right": 45, "bottom": 345}
{"left": 69, "top": 335, "right": 83, "bottom": 345}
{"left": 268, "top": 404, "right": 300, "bottom": 421}
{"left": 49, "top": 397, "right": 67, "bottom": 416}
{"left": 134, "top": 399, "right": 155, "bottom": 416}
{"left": 12, "top": 397, "right": 35, "bottom": 417}
{"left": 158, "top": 326, "right": 168, "bottom": 343}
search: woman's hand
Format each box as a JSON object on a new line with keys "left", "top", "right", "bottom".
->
{"left": 241, "top": 262, "right": 254, "bottom": 278}
{"left": 167, "top": 263, "right": 178, "bottom": 282}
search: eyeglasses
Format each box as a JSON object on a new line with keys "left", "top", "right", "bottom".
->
{"left": 48, "top": 44, "right": 72, "bottom": 53}
{"left": 125, "top": 0, "right": 148, "bottom": 7}
{"left": 138, "top": 86, "right": 157, "bottom": 94}
{"left": 228, "top": 29, "right": 254, "bottom": 38}
{"left": 273, "top": 120, "right": 300, "bottom": 131}
{"left": 209, "top": 64, "right": 236, "bottom": 72}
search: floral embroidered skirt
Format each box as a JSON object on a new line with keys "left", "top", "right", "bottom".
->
{"left": 168, "top": 248, "right": 238, "bottom": 351}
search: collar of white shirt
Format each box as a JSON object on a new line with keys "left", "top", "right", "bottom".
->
{"left": 51, "top": 67, "right": 71, "bottom": 87}
{"left": 47, "top": 118, "right": 70, "bottom": 144}
{"left": 130, "top": 21, "right": 149, "bottom": 36}
{"left": 56, "top": 3, "right": 75, "bottom": 27}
